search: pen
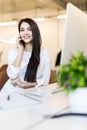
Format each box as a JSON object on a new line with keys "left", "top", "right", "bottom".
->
{"left": 7, "top": 95, "right": 10, "bottom": 101}
{"left": 52, "top": 88, "right": 64, "bottom": 95}
{"left": 29, "top": 93, "right": 43, "bottom": 97}
{"left": 19, "top": 93, "right": 41, "bottom": 103}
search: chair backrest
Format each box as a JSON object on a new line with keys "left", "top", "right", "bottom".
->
{"left": 0, "top": 64, "right": 9, "bottom": 90}
{"left": 49, "top": 70, "right": 56, "bottom": 84}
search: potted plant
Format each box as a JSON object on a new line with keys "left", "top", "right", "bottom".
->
{"left": 57, "top": 52, "right": 87, "bottom": 113}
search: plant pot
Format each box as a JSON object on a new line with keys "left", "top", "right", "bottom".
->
{"left": 68, "top": 88, "right": 87, "bottom": 113}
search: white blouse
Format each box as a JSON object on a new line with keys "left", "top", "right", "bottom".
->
{"left": 1, "top": 47, "right": 51, "bottom": 93}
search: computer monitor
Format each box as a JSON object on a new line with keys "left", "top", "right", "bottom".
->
{"left": 60, "top": 3, "right": 87, "bottom": 65}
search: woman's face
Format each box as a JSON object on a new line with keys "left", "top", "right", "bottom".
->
{"left": 19, "top": 22, "right": 33, "bottom": 43}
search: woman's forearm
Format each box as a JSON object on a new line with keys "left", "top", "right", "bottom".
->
{"left": 11, "top": 77, "right": 37, "bottom": 88}
{"left": 22, "top": 82, "right": 37, "bottom": 88}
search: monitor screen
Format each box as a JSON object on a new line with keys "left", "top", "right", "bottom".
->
{"left": 60, "top": 3, "right": 87, "bottom": 65}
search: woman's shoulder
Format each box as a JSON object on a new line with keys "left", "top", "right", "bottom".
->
{"left": 8, "top": 47, "right": 18, "bottom": 54}
{"left": 41, "top": 48, "right": 50, "bottom": 54}
{"left": 40, "top": 48, "right": 50, "bottom": 58}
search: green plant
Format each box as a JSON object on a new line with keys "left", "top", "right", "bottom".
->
{"left": 57, "top": 52, "right": 87, "bottom": 93}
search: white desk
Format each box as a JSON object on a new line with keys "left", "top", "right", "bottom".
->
{"left": 3, "top": 83, "right": 87, "bottom": 130}
{"left": 0, "top": 83, "right": 70, "bottom": 130}
{"left": 29, "top": 116, "right": 87, "bottom": 130}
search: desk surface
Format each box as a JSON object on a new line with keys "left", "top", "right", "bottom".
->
{"left": 0, "top": 83, "right": 86, "bottom": 130}
{"left": 28, "top": 116, "right": 87, "bottom": 130}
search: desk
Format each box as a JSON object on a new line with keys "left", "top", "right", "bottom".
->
{"left": 28, "top": 115, "right": 87, "bottom": 130}
{"left": 0, "top": 83, "right": 83, "bottom": 130}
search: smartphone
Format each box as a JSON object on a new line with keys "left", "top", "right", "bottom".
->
{"left": 19, "top": 39, "right": 25, "bottom": 48}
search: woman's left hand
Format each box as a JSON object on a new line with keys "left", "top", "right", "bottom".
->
{"left": 11, "top": 77, "right": 23, "bottom": 87}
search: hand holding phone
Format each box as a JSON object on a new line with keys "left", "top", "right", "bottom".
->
{"left": 19, "top": 39, "right": 25, "bottom": 48}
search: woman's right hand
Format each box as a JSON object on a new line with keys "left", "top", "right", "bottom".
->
{"left": 16, "top": 36, "right": 24, "bottom": 51}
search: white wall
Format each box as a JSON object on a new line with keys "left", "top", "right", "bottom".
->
{"left": 0, "top": 43, "right": 17, "bottom": 67}
{"left": 37, "top": 19, "right": 60, "bottom": 69}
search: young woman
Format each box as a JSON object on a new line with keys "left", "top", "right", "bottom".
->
{"left": 1, "top": 18, "right": 51, "bottom": 93}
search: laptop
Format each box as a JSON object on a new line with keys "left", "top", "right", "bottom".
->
{"left": 60, "top": 3, "right": 87, "bottom": 65}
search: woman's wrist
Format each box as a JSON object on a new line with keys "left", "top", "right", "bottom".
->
{"left": 21, "top": 82, "right": 26, "bottom": 88}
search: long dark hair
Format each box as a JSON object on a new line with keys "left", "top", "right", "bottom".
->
{"left": 18, "top": 18, "right": 42, "bottom": 82}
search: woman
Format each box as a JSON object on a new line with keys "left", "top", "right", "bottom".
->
{"left": 1, "top": 18, "right": 51, "bottom": 93}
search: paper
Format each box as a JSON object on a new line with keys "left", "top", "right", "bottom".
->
{"left": 0, "top": 92, "right": 41, "bottom": 110}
